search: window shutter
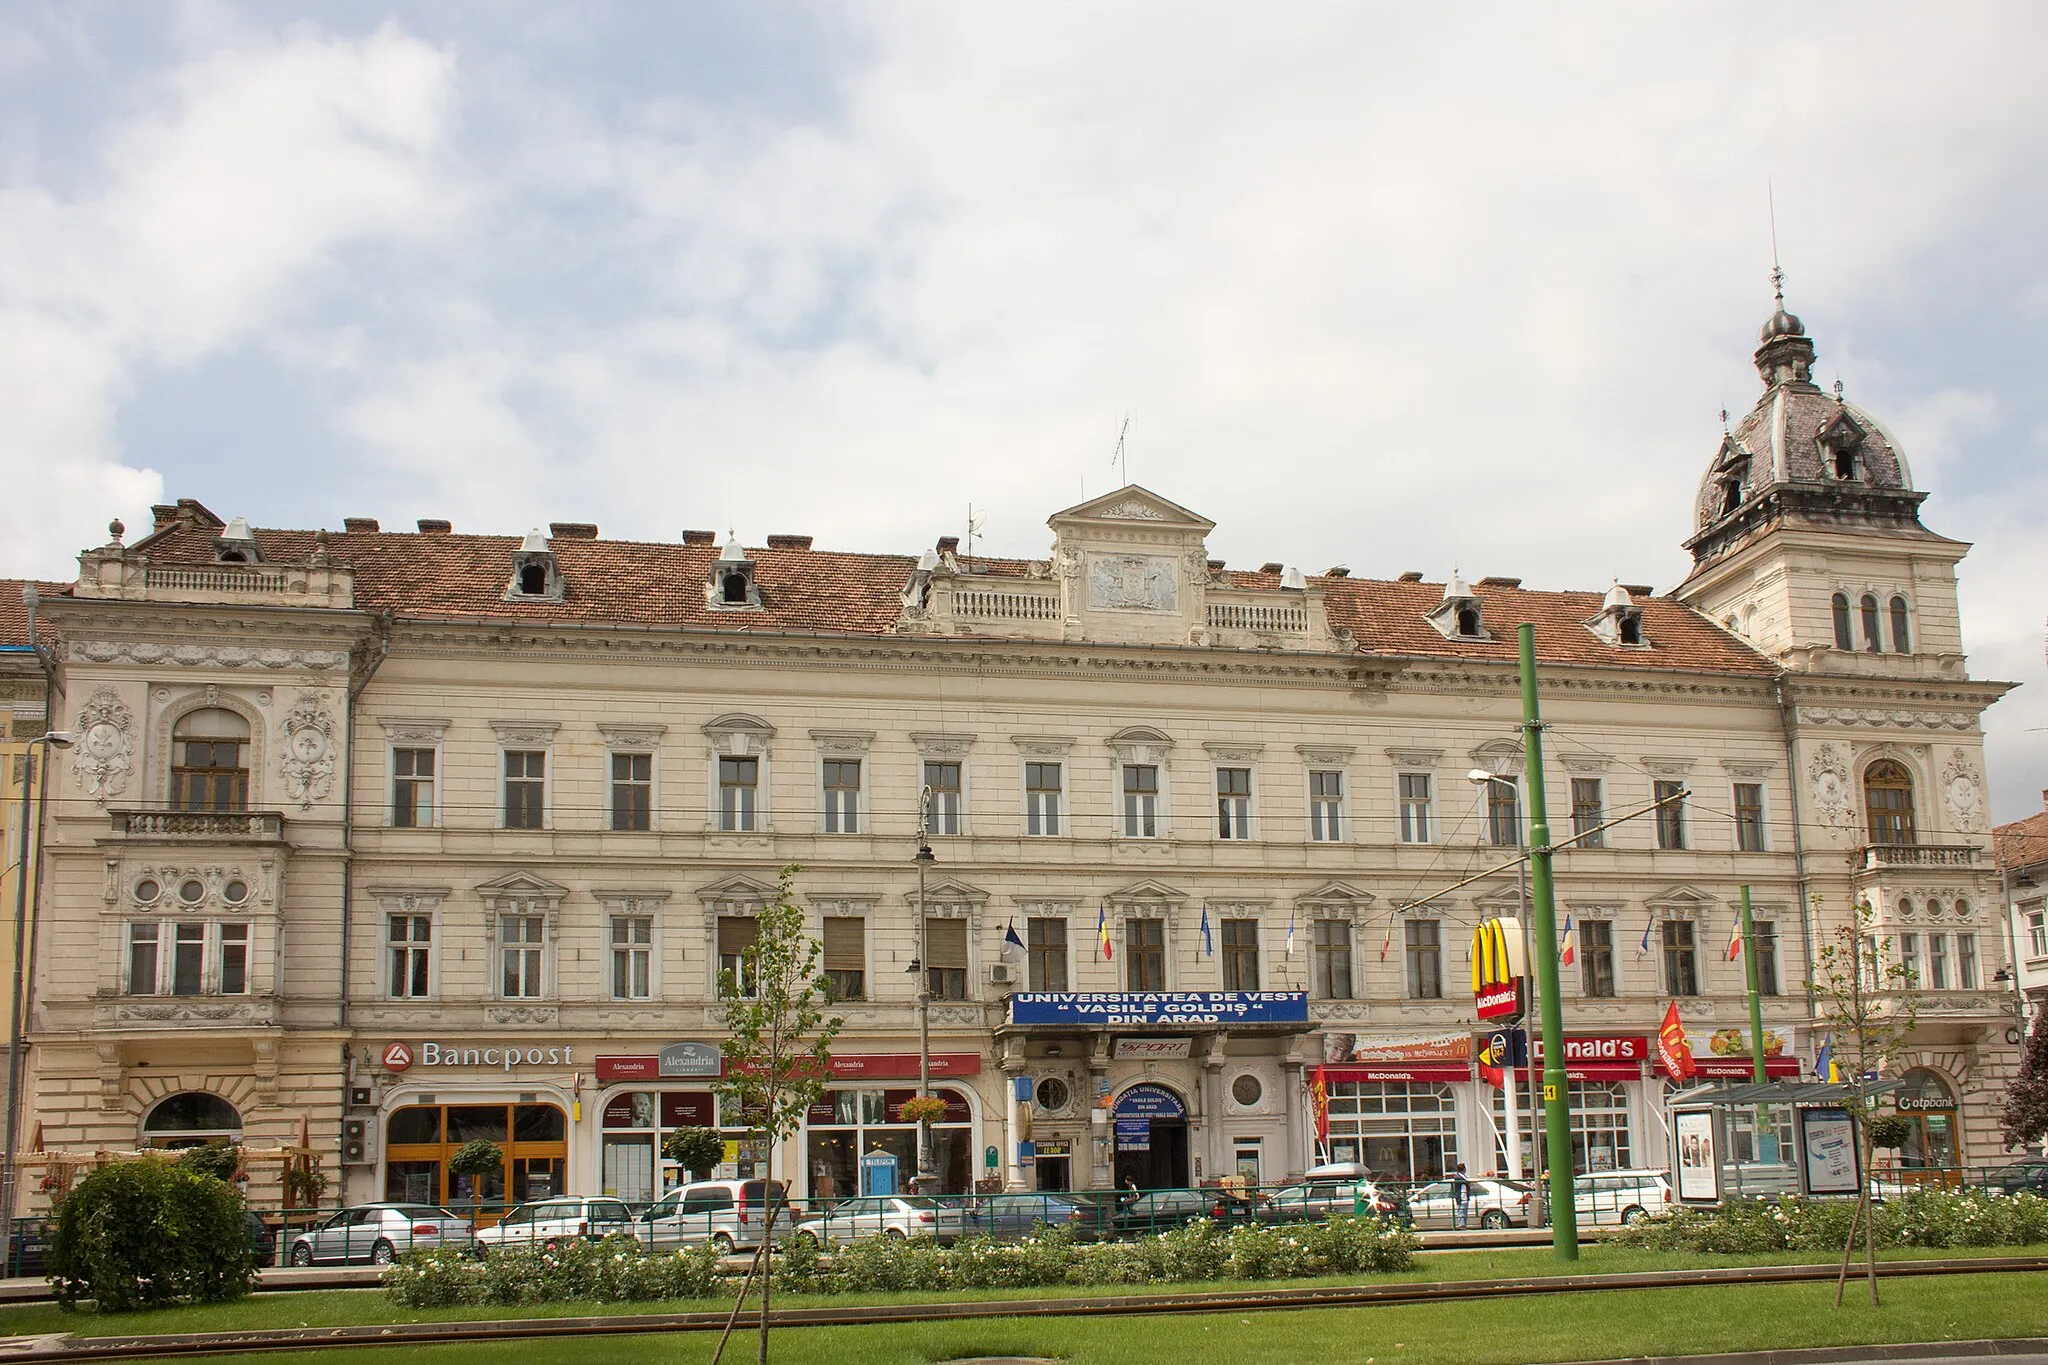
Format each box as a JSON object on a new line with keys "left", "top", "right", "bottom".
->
{"left": 926, "top": 917, "right": 968, "bottom": 968}
{"left": 717, "top": 916, "right": 758, "bottom": 956}
{"left": 823, "top": 917, "right": 865, "bottom": 970}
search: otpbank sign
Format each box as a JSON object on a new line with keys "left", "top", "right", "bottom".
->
{"left": 380, "top": 1040, "right": 578, "bottom": 1073}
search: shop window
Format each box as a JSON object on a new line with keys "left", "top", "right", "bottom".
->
{"left": 1126, "top": 917, "right": 1166, "bottom": 990}
{"left": 1025, "top": 762, "right": 1063, "bottom": 836}
{"left": 171, "top": 709, "right": 250, "bottom": 812}
{"left": 1495, "top": 1081, "right": 1632, "bottom": 1176}
{"left": 392, "top": 747, "right": 436, "bottom": 827}
{"left": 1863, "top": 761, "right": 1916, "bottom": 845}
{"left": 719, "top": 757, "right": 759, "bottom": 832}
{"left": 1486, "top": 778, "right": 1521, "bottom": 848}
{"left": 600, "top": 1089, "right": 763, "bottom": 1202}
{"left": 611, "top": 753, "right": 653, "bottom": 832}
{"left": 1122, "top": 764, "right": 1160, "bottom": 837}
{"left": 923, "top": 762, "right": 962, "bottom": 835}
{"left": 1662, "top": 920, "right": 1699, "bottom": 996}
{"left": 1890, "top": 1070, "right": 1959, "bottom": 1169}
{"left": 611, "top": 915, "right": 653, "bottom": 999}
{"left": 718, "top": 915, "right": 759, "bottom": 997}
{"left": 1398, "top": 773, "right": 1432, "bottom": 843}
{"left": 1027, "top": 917, "right": 1068, "bottom": 991}
{"left": 1580, "top": 920, "right": 1616, "bottom": 997}
{"left": 1832, "top": 593, "right": 1853, "bottom": 650}
{"left": 1733, "top": 783, "right": 1767, "bottom": 851}
{"left": 389, "top": 914, "right": 433, "bottom": 998}
{"left": 1889, "top": 596, "right": 1911, "bottom": 653}
{"left": 806, "top": 1086, "right": 974, "bottom": 1198}
{"left": 823, "top": 916, "right": 866, "bottom": 1001}
{"left": 1216, "top": 768, "right": 1251, "bottom": 840}
{"left": 1405, "top": 919, "right": 1443, "bottom": 999}
{"left": 1571, "top": 779, "right": 1605, "bottom": 847}
{"left": 385, "top": 1103, "right": 567, "bottom": 1213}
{"left": 1308, "top": 770, "right": 1343, "bottom": 841}
{"left": 141, "top": 1091, "right": 243, "bottom": 1150}
{"left": 503, "top": 751, "right": 546, "bottom": 829}
{"left": 1313, "top": 919, "right": 1352, "bottom": 999}
{"left": 823, "top": 760, "right": 862, "bottom": 834}
{"left": 1325, "top": 1082, "right": 1458, "bottom": 1182}
{"left": 1654, "top": 781, "right": 1688, "bottom": 849}
{"left": 1221, "top": 918, "right": 1260, "bottom": 990}
{"left": 925, "top": 917, "right": 969, "bottom": 999}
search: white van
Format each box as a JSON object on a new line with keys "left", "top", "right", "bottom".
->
{"left": 638, "top": 1179, "right": 791, "bottom": 1254}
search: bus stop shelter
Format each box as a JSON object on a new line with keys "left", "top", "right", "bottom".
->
{"left": 1664, "top": 1080, "right": 1902, "bottom": 1204}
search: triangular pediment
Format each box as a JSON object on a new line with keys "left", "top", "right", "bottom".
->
{"left": 474, "top": 870, "right": 570, "bottom": 900}
{"left": 1048, "top": 484, "right": 1215, "bottom": 533}
{"left": 1295, "top": 879, "right": 1376, "bottom": 906}
{"left": 1645, "top": 884, "right": 1718, "bottom": 909}
{"left": 694, "top": 872, "right": 780, "bottom": 903}
{"left": 919, "top": 876, "right": 989, "bottom": 905}
{"left": 1105, "top": 878, "right": 1189, "bottom": 905}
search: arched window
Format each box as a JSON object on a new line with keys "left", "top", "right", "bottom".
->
{"left": 1863, "top": 760, "right": 1916, "bottom": 846}
{"left": 722, "top": 572, "right": 749, "bottom": 604}
{"left": 1831, "top": 594, "right": 1853, "bottom": 650}
{"left": 517, "top": 563, "right": 547, "bottom": 595}
{"left": 142, "top": 1091, "right": 243, "bottom": 1150}
{"left": 1889, "top": 596, "right": 1911, "bottom": 653}
{"left": 172, "top": 709, "right": 250, "bottom": 811}
{"left": 1456, "top": 607, "right": 1480, "bottom": 637}
{"left": 1859, "top": 595, "right": 1881, "bottom": 652}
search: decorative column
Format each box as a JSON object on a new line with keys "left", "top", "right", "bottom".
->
{"left": 1281, "top": 1041, "right": 1307, "bottom": 1180}
{"left": 1203, "top": 1032, "right": 1228, "bottom": 1185}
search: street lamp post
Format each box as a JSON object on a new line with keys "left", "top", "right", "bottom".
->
{"left": 1468, "top": 769, "right": 1541, "bottom": 1198}
{"left": 3, "top": 730, "right": 73, "bottom": 1238}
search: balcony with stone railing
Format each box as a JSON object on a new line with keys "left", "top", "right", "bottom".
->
{"left": 1860, "top": 844, "right": 1981, "bottom": 870}
{"left": 952, "top": 586, "right": 1064, "bottom": 625}
{"left": 74, "top": 543, "right": 354, "bottom": 607}
{"left": 111, "top": 810, "right": 287, "bottom": 842}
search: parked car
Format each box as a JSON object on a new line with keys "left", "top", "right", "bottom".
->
{"left": 245, "top": 1210, "right": 278, "bottom": 1267}
{"left": 790, "top": 1195, "right": 971, "bottom": 1247}
{"left": 965, "top": 1192, "right": 1108, "bottom": 1241}
{"left": 638, "top": 1179, "right": 791, "bottom": 1254}
{"left": 3, "top": 1218, "right": 51, "bottom": 1278}
{"left": 1256, "top": 1175, "right": 1392, "bottom": 1226}
{"left": 1573, "top": 1169, "right": 1673, "bottom": 1226}
{"left": 1984, "top": 1161, "right": 2048, "bottom": 1197}
{"left": 1403, "top": 1177, "right": 1531, "bottom": 1230}
{"left": 286, "top": 1203, "right": 476, "bottom": 1266}
{"left": 473, "top": 1196, "right": 636, "bottom": 1254}
{"left": 1109, "top": 1188, "right": 1256, "bottom": 1239}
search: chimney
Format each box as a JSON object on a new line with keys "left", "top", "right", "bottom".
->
{"left": 682, "top": 530, "right": 717, "bottom": 546}
{"left": 1398, "top": 571, "right": 1424, "bottom": 582}
{"left": 417, "top": 519, "right": 452, "bottom": 534}
{"left": 1621, "top": 584, "right": 1654, "bottom": 599}
{"left": 549, "top": 522, "right": 598, "bottom": 540}
{"left": 1206, "top": 559, "right": 1225, "bottom": 571}
{"left": 343, "top": 517, "right": 380, "bottom": 534}
{"left": 152, "top": 504, "right": 180, "bottom": 530}
{"left": 1324, "top": 567, "right": 1350, "bottom": 578}
{"left": 1260, "top": 562, "right": 1284, "bottom": 575}
{"left": 766, "top": 534, "right": 813, "bottom": 550}
{"left": 936, "top": 536, "right": 960, "bottom": 554}
{"left": 1477, "top": 576, "right": 1522, "bottom": 589}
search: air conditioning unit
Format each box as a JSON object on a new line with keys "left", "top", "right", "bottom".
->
{"left": 341, "top": 1116, "right": 378, "bottom": 1166}
{"left": 989, "top": 962, "right": 1016, "bottom": 985}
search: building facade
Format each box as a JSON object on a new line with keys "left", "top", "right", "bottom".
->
{"left": 1, "top": 583, "right": 54, "bottom": 1145}
{"left": 16, "top": 297, "right": 2022, "bottom": 1211}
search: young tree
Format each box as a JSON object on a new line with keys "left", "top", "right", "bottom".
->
{"left": 1804, "top": 898, "right": 1919, "bottom": 1306}
{"left": 710, "top": 865, "right": 844, "bottom": 1365}
{"left": 663, "top": 1127, "right": 727, "bottom": 1183}
{"left": 447, "top": 1140, "right": 503, "bottom": 1232}
{"left": 2000, "top": 1002, "right": 2048, "bottom": 1150}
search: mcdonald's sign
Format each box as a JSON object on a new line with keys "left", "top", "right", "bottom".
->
{"left": 1471, "top": 916, "right": 1527, "bottom": 1021}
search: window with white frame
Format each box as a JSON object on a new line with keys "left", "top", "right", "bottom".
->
{"left": 503, "top": 751, "right": 546, "bottom": 830}
{"left": 1733, "top": 783, "right": 1767, "bottom": 852}
{"left": 1663, "top": 919, "right": 1699, "bottom": 995}
{"left": 823, "top": 916, "right": 866, "bottom": 1001}
{"left": 1485, "top": 777, "right": 1521, "bottom": 848}
{"left": 1654, "top": 780, "right": 1688, "bottom": 850}
{"left": 1125, "top": 916, "right": 1166, "bottom": 989}
{"left": 1222, "top": 917, "right": 1259, "bottom": 989}
{"left": 499, "top": 913, "right": 546, "bottom": 998}
{"left": 719, "top": 757, "right": 759, "bottom": 832}
{"left": 1927, "top": 933, "right": 1949, "bottom": 990}
{"left": 1398, "top": 773, "right": 1432, "bottom": 843}
{"left": 1753, "top": 920, "right": 1779, "bottom": 995}
{"left": 389, "top": 913, "right": 432, "bottom": 998}
{"left": 611, "top": 753, "right": 653, "bottom": 832}
{"left": 1570, "top": 778, "right": 1604, "bottom": 847}
{"left": 717, "top": 914, "right": 759, "bottom": 997}
{"left": 1580, "top": 919, "right": 1615, "bottom": 997}
{"left": 1028, "top": 916, "right": 1068, "bottom": 991}
{"left": 126, "top": 921, "right": 249, "bottom": 996}
{"left": 1216, "top": 768, "right": 1251, "bottom": 840}
{"left": 1308, "top": 770, "right": 1343, "bottom": 842}
{"left": 925, "top": 916, "right": 970, "bottom": 1000}
{"left": 823, "top": 760, "right": 862, "bottom": 834}
{"left": 1313, "top": 918, "right": 1352, "bottom": 999}
{"left": 392, "top": 748, "right": 436, "bottom": 828}
{"left": 1899, "top": 931, "right": 1920, "bottom": 984}
{"left": 1122, "top": 764, "right": 1160, "bottom": 837}
{"left": 923, "top": 761, "right": 962, "bottom": 835}
{"left": 1026, "top": 762, "right": 1063, "bottom": 836}
{"left": 1405, "top": 919, "right": 1443, "bottom": 999}
{"left": 2027, "top": 905, "right": 2047, "bottom": 960}
{"left": 610, "top": 915, "right": 653, "bottom": 999}
{"left": 1958, "top": 932, "right": 1978, "bottom": 989}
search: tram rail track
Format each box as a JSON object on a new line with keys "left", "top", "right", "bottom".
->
{"left": 8, "top": 1255, "right": 2044, "bottom": 1360}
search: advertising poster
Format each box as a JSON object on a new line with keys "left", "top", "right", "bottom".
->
{"left": 1673, "top": 1108, "right": 1720, "bottom": 1203}
{"left": 1799, "top": 1108, "right": 1862, "bottom": 1196}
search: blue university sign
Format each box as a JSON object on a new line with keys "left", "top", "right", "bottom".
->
{"left": 1009, "top": 991, "right": 1310, "bottom": 1026}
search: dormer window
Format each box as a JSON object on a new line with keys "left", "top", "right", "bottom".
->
{"left": 1587, "top": 583, "right": 1649, "bottom": 648}
{"left": 504, "top": 529, "right": 563, "bottom": 602}
{"left": 1710, "top": 438, "right": 1749, "bottom": 519}
{"left": 1456, "top": 607, "right": 1481, "bottom": 637}
{"left": 721, "top": 571, "right": 748, "bottom": 603}
{"left": 1818, "top": 409, "right": 1864, "bottom": 481}
{"left": 1425, "top": 570, "right": 1490, "bottom": 642}
{"left": 706, "top": 535, "right": 761, "bottom": 611}
{"left": 214, "top": 516, "right": 261, "bottom": 565}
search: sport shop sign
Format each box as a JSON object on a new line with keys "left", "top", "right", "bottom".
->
{"left": 381, "top": 1040, "right": 576, "bottom": 1074}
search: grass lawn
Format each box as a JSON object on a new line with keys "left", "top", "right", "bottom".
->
{"left": 150, "top": 1273, "right": 2048, "bottom": 1364}
{"left": 0, "top": 1244, "right": 2038, "bottom": 1343}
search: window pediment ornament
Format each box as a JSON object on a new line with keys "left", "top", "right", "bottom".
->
{"left": 379, "top": 718, "right": 450, "bottom": 744}
{"left": 1720, "top": 760, "right": 1772, "bottom": 779}
{"left": 1558, "top": 752, "right": 1610, "bottom": 774}
{"left": 1203, "top": 742, "right": 1263, "bottom": 764}
{"left": 489, "top": 721, "right": 559, "bottom": 748}
{"left": 475, "top": 871, "right": 569, "bottom": 913}
{"left": 597, "top": 724, "right": 666, "bottom": 752}
{"left": 369, "top": 886, "right": 449, "bottom": 916}
{"left": 908, "top": 876, "right": 988, "bottom": 907}
{"left": 1645, "top": 885, "right": 1715, "bottom": 917}
{"left": 594, "top": 888, "right": 672, "bottom": 913}
{"left": 1295, "top": 880, "right": 1375, "bottom": 911}
{"left": 1105, "top": 878, "right": 1187, "bottom": 908}
{"left": 1296, "top": 745, "right": 1356, "bottom": 767}
{"left": 694, "top": 872, "right": 779, "bottom": 905}
{"left": 1384, "top": 748, "right": 1442, "bottom": 769}
{"left": 1108, "top": 727, "right": 1174, "bottom": 766}
{"left": 704, "top": 713, "right": 775, "bottom": 757}
{"left": 1468, "top": 739, "right": 1524, "bottom": 776}
{"left": 1011, "top": 735, "right": 1075, "bottom": 757}
{"left": 1641, "top": 755, "right": 1696, "bottom": 778}
{"left": 910, "top": 732, "right": 976, "bottom": 759}
{"left": 810, "top": 730, "right": 874, "bottom": 758}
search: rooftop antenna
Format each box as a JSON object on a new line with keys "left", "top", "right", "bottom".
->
{"left": 1110, "top": 414, "right": 1130, "bottom": 487}
{"left": 1768, "top": 179, "right": 1785, "bottom": 305}
{"left": 965, "top": 503, "right": 986, "bottom": 571}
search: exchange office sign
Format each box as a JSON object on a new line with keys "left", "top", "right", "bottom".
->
{"left": 1011, "top": 992, "right": 1309, "bottom": 1026}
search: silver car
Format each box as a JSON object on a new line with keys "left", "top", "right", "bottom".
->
{"left": 472, "top": 1196, "right": 637, "bottom": 1253}
{"left": 791, "top": 1195, "right": 969, "bottom": 1246}
{"left": 1573, "top": 1169, "right": 1674, "bottom": 1226}
{"left": 1404, "top": 1177, "right": 1531, "bottom": 1229}
{"left": 639, "top": 1179, "right": 791, "bottom": 1254}
{"left": 285, "top": 1203, "right": 475, "bottom": 1266}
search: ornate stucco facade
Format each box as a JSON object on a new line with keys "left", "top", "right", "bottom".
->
{"left": 13, "top": 295, "right": 2021, "bottom": 1210}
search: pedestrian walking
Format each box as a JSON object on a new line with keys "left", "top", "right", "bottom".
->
{"left": 1451, "top": 1162, "right": 1471, "bottom": 1229}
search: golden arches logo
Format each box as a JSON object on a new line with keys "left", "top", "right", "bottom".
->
{"left": 1469, "top": 916, "right": 1526, "bottom": 994}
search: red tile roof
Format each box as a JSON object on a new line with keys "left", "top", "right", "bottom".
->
{"left": 1996, "top": 801, "right": 2048, "bottom": 874}
{"left": 95, "top": 515, "right": 1777, "bottom": 676}
{"left": 0, "top": 579, "right": 67, "bottom": 650}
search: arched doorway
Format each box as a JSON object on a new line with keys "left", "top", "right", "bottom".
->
{"left": 1891, "top": 1069, "right": 1959, "bottom": 1169}
{"left": 1863, "top": 760, "right": 1916, "bottom": 846}
{"left": 141, "top": 1091, "right": 243, "bottom": 1150}
{"left": 1110, "top": 1083, "right": 1189, "bottom": 1190}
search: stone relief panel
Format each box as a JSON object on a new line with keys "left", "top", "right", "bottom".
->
{"left": 1939, "top": 752, "right": 1985, "bottom": 833}
{"left": 1097, "top": 499, "right": 1167, "bottom": 521}
{"left": 1807, "top": 742, "right": 1852, "bottom": 826}
{"left": 279, "top": 691, "right": 337, "bottom": 809}
{"left": 1086, "top": 554, "right": 1178, "bottom": 613}
{"left": 72, "top": 689, "right": 135, "bottom": 806}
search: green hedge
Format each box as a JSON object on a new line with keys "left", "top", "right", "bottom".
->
{"left": 49, "top": 1160, "right": 258, "bottom": 1311}
{"left": 1611, "top": 1189, "right": 2048, "bottom": 1254}
{"left": 384, "top": 1216, "right": 1417, "bottom": 1307}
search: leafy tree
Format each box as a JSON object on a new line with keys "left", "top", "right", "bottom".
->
{"left": 176, "top": 1140, "right": 243, "bottom": 1184}
{"left": 1804, "top": 898, "right": 1919, "bottom": 1306}
{"left": 50, "top": 1160, "right": 256, "bottom": 1310}
{"left": 448, "top": 1140, "right": 504, "bottom": 1228}
{"left": 664, "top": 1127, "right": 727, "bottom": 1182}
{"left": 2001, "top": 1002, "right": 2048, "bottom": 1150}
{"left": 710, "top": 864, "right": 844, "bottom": 1365}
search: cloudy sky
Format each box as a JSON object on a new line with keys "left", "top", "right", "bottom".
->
{"left": 2, "top": 2, "right": 2043, "bottom": 818}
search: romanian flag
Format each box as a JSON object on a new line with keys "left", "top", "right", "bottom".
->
{"left": 1380, "top": 922, "right": 1393, "bottom": 961}
{"left": 1097, "top": 904, "right": 1113, "bottom": 961}
{"left": 1558, "top": 915, "right": 1577, "bottom": 968}
{"left": 1726, "top": 916, "right": 1745, "bottom": 961}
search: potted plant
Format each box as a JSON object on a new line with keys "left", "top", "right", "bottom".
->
{"left": 663, "top": 1126, "right": 727, "bottom": 1183}
{"left": 1866, "top": 1113, "right": 1911, "bottom": 1161}
{"left": 897, "top": 1095, "right": 947, "bottom": 1125}
{"left": 448, "top": 1140, "right": 504, "bottom": 1229}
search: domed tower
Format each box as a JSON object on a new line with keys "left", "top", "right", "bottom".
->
{"left": 1675, "top": 279, "right": 1968, "bottom": 680}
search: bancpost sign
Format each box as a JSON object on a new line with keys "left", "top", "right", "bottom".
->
{"left": 1010, "top": 992, "right": 1309, "bottom": 1026}
{"left": 381, "top": 1040, "right": 577, "bottom": 1073}
{"left": 1470, "top": 917, "right": 1527, "bottom": 1022}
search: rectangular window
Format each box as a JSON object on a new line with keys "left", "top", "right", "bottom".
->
{"left": 1308, "top": 771, "right": 1343, "bottom": 842}
{"left": 1486, "top": 778, "right": 1521, "bottom": 848}
{"left": 500, "top": 914, "right": 545, "bottom": 998}
{"left": 1927, "top": 933, "right": 1948, "bottom": 990}
{"left": 719, "top": 757, "right": 758, "bottom": 832}
{"left": 171, "top": 922, "right": 205, "bottom": 995}
{"left": 1753, "top": 921, "right": 1779, "bottom": 995}
{"left": 389, "top": 914, "right": 432, "bottom": 999}
{"left": 1398, "top": 773, "right": 1432, "bottom": 843}
{"left": 1899, "top": 932, "right": 1920, "bottom": 985}
{"left": 127, "top": 923, "right": 159, "bottom": 995}
{"left": 1126, "top": 917, "right": 1166, "bottom": 990}
{"left": 171, "top": 739, "right": 248, "bottom": 812}
{"left": 1733, "top": 783, "right": 1766, "bottom": 852}
{"left": 2029, "top": 908, "right": 2047, "bottom": 959}
{"left": 823, "top": 916, "right": 866, "bottom": 1001}
{"left": 823, "top": 760, "right": 862, "bottom": 834}
{"left": 1022, "top": 762, "right": 1063, "bottom": 836}
{"left": 1122, "top": 765, "right": 1159, "bottom": 837}
{"left": 1580, "top": 920, "right": 1616, "bottom": 997}
{"left": 1216, "top": 768, "right": 1251, "bottom": 840}
{"left": 1221, "top": 918, "right": 1259, "bottom": 990}
{"left": 1313, "top": 919, "right": 1352, "bottom": 999}
{"left": 1570, "top": 779, "right": 1605, "bottom": 847}
{"left": 1027, "top": 917, "right": 1068, "bottom": 991}
{"left": 218, "top": 923, "right": 249, "bottom": 995}
{"left": 611, "top": 753, "right": 652, "bottom": 832}
{"left": 1662, "top": 919, "right": 1698, "bottom": 996}
{"left": 1405, "top": 919, "right": 1443, "bottom": 999}
{"left": 925, "top": 917, "right": 968, "bottom": 1000}
{"left": 503, "top": 751, "right": 546, "bottom": 830}
{"left": 1957, "top": 933, "right": 1978, "bottom": 990}
{"left": 393, "top": 748, "right": 436, "bottom": 828}
{"left": 923, "top": 761, "right": 962, "bottom": 836}
{"left": 610, "top": 916, "right": 652, "bottom": 999}
{"left": 717, "top": 915, "right": 759, "bottom": 997}
{"left": 1654, "top": 780, "right": 1688, "bottom": 850}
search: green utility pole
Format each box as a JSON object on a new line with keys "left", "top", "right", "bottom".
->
{"left": 1517, "top": 623, "right": 1577, "bottom": 1260}
{"left": 1741, "top": 885, "right": 1767, "bottom": 1084}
